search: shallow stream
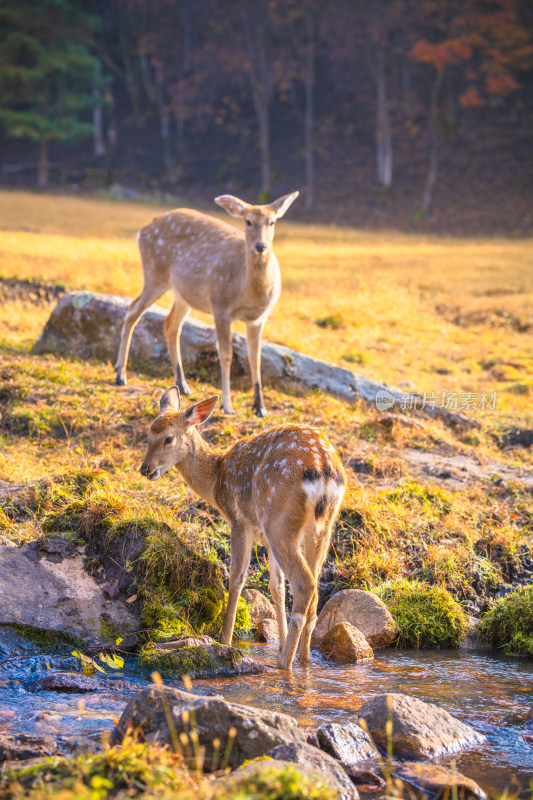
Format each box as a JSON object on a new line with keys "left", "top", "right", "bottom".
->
{"left": 1, "top": 643, "right": 532, "bottom": 796}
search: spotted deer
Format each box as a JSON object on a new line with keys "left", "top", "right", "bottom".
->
{"left": 115, "top": 191, "right": 299, "bottom": 417}
{"left": 140, "top": 386, "right": 346, "bottom": 671}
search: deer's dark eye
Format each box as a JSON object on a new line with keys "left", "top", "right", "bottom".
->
{"left": 164, "top": 435, "right": 173, "bottom": 446}
{"left": 269, "top": 220, "right": 275, "bottom": 226}
{"left": 246, "top": 219, "right": 252, "bottom": 226}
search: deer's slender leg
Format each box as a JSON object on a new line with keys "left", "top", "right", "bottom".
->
{"left": 164, "top": 295, "right": 192, "bottom": 395}
{"left": 246, "top": 319, "right": 267, "bottom": 417}
{"left": 299, "top": 516, "right": 336, "bottom": 663}
{"left": 214, "top": 313, "right": 234, "bottom": 414}
{"left": 221, "top": 524, "right": 252, "bottom": 645}
{"left": 267, "top": 538, "right": 315, "bottom": 670}
{"left": 115, "top": 284, "right": 166, "bottom": 385}
{"left": 267, "top": 552, "right": 287, "bottom": 650}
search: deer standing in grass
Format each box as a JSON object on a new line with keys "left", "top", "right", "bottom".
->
{"left": 115, "top": 191, "right": 299, "bottom": 417}
{"left": 140, "top": 386, "right": 346, "bottom": 671}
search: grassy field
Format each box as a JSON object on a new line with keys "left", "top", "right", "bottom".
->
{"left": 0, "top": 188, "right": 532, "bottom": 637}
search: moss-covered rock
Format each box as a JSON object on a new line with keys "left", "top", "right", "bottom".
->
{"left": 478, "top": 584, "right": 533, "bottom": 656}
{"left": 138, "top": 635, "right": 266, "bottom": 678}
{"left": 376, "top": 579, "right": 467, "bottom": 648}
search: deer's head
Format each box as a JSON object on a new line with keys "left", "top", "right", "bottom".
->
{"left": 140, "top": 387, "right": 218, "bottom": 480}
{"left": 215, "top": 191, "right": 299, "bottom": 258}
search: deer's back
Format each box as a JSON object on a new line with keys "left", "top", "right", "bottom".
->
{"left": 138, "top": 208, "right": 246, "bottom": 311}
{"left": 215, "top": 425, "right": 345, "bottom": 529}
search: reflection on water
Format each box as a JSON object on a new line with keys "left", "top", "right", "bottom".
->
{"left": 0, "top": 644, "right": 532, "bottom": 796}
{"left": 193, "top": 645, "right": 533, "bottom": 796}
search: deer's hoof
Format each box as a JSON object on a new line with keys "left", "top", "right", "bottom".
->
{"left": 178, "top": 381, "right": 192, "bottom": 396}
{"left": 253, "top": 404, "right": 268, "bottom": 418}
{"left": 116, "top": 373, "right": 127, "bottom": 386}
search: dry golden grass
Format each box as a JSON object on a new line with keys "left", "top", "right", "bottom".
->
{"left": 1, "top": 188, "right": 531, "bottom": 428}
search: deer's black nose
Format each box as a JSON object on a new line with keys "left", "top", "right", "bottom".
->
{"left": 140, "top": 463, "right": 149, "bottom": 476}
{"left": 255, "top": 243, "right": 267, "bottom": 254}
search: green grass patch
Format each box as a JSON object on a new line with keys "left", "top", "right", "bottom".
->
{"left": 478, "top": 584, "right": 533, "bottom": 656}
{"left": 0, "top": 738, "right": 192, "bottom": 800}
{"left": 376, "top": 579, "right": 467, "bottom": 648}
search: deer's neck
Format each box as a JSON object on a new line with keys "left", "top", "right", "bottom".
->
{"left": 176, "top": 430, "right": 222, "bottom": 510}
{"left": 245, "top": 251, "right": 279, "bottom": 301}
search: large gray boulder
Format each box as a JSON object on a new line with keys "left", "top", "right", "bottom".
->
{"left": 33, "top": 291, "right": 475, "bottom": 428}
{"left": 358, "top": 693, "right": 486, "bottom": 759}
{"left": 112, "top": 684, "right": 311, "bottom": 771}
{"left": 312, "top": 590, "right": 397, "bottom": 648}
{"left": 0, "top": 536, "right": 139, "bottom": 648}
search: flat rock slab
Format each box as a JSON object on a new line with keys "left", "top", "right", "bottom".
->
{"left": 397, "top": 762, "right": 486, "bottom": 799}
{"left": 112, "top": 684, "right": 311, "bottom": 771}
{"left": 319, "top": 622, "right": 374, "bottom": 663}
{"left": 269, "top": 742, "right": 359, "bottom": 799}
{"left": 34, "top": 291, "right": 475, "bottom": 428}
{"left": 27, "top": 671, "right": 138, "bottom": 694}
{"left": 312, "top": 589, "right": 397, "bottom": 648}
{"left": 358, "top": 693, "right": 486, "bottom": 759}
{"left": 138, "top": 636, "right": 267, "bottom": 678}
{"left": 0, "top": 537, "right": 139, "bottom": 648}
{"left": 316, "top": 721, "right": 380, "bottom": 767}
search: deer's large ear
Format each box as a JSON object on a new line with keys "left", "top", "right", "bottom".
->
{"left": 214, "top": 194, "right": 249, "bottom": 218}
{"left": 184, "top": 396, "right": 219, "bottom": 427}
{"left": 159, "top": 386, "right": 181, "bottom": 413}
{"left": 268, "top": 191, "right": 299, "bottom": 219}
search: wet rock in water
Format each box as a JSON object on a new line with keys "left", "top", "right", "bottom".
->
{"left": 257, "top": 618, "right": 279, "bottom": 644}
{"left": 341, "top": 767, "right": 385, "bottom": 789}
{"left": 318, "top": 622, "right": 373, "bottom": 663}
{"left": 137, "top": 636, "right": 266, "bottom": 678}
{"left": 242, "top": 589, "right": 276, "bottom": 625}
{"left": 358, "top": 693, "right": 486, "bottom": 759}
{"left": 28, "top": 671, "right": 138, "bottom": 694}
{"left": 396, "top": 762, "right": 487, "bottom": 799}
{"left": 0, "top": 733, "right": 61, "bottom": 762}
{"left": 312, "top": 590, "right": 397, "bottom": 649}
{"left": 269, "top": 742, "right": 359, "bottom": 799}
{"left": 0, "top": 537, "right": 139, "bottom": 649}
{"left": 316, "top": 721, "right": 380, "bottom": 768}
{"left": 112, "top": 684, "right": 310, "bottom": 771}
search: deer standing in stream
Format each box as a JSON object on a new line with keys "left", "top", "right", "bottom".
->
{"left": 115, "top": 191, "right": 299, "bottom": 417}
{"left": 140, "top": 386, "right": 346, "bottom": 671}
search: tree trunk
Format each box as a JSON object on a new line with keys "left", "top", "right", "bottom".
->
{"left": 155, "top": 69, "right": 172, "bottom": 173}
{"left": 241, "top": 3, "right": 271, "bottom": 198}
{"left": 105, "top": 86, "right": 117, "bottom": 187}
{"left": 93, "top": 83, "right": 106, "bottom": 157}
{"left": 422, "top": 70, "right": 443, "bottom": 218}
{"left": 37, "top": 140, "right": 49, "bottom": 188}
{"left": 376, "top": 43, "right": 392, "bottom": 188}
{"left": 304, "top": 0, "right": 315, "bottom": 209}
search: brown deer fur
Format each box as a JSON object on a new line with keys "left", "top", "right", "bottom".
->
{"left": 140, "top": 386, "right": 346, "bottom": 671}
{"left": 115, "top": 191, "right": 299, "bottom": 417}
